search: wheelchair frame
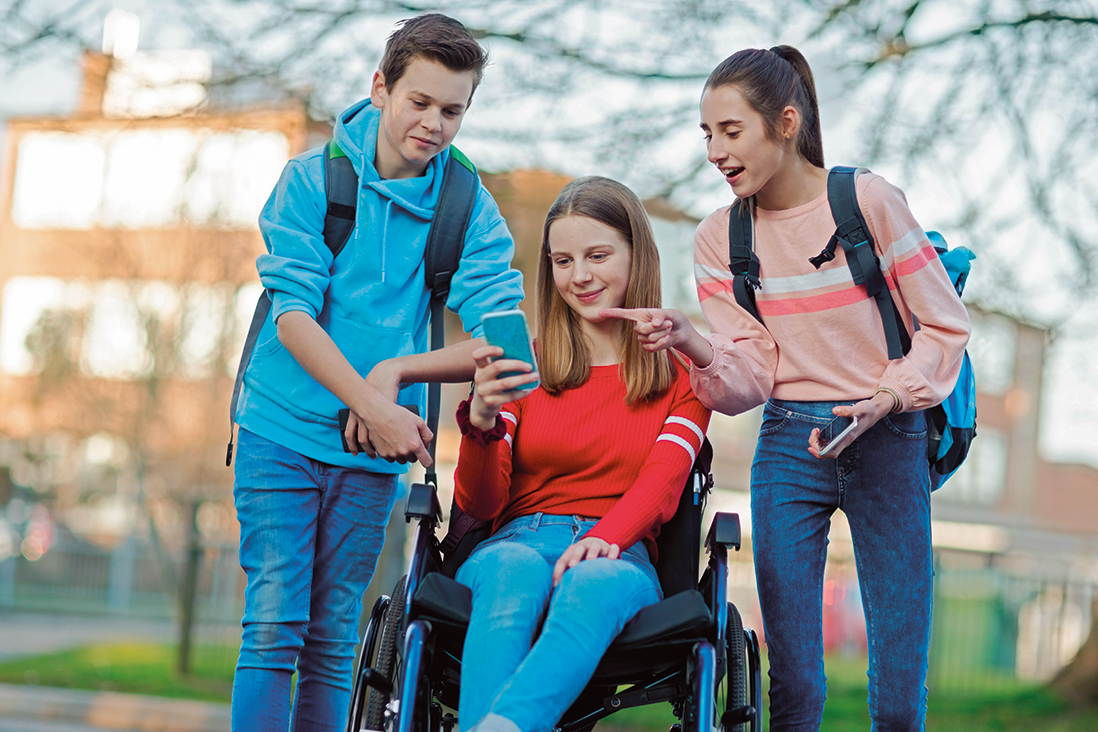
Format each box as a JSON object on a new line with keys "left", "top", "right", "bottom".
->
{"left": 347, "top": 466, "right": 761, "bottom": 732}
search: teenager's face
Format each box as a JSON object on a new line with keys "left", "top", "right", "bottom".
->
{"left": 700, "top": 84, "right": 789, "bottom": 200}
{"left": 548, "top": 215, "right": 633, "bottom": 331}
{"left": 371, "top": 57, "right": 475, "bottom": 180}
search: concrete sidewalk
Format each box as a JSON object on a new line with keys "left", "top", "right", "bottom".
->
{"left": 0, "top": 684, "right": 229, "bottom": 732}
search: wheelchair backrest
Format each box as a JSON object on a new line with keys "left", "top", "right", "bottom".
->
{"left": 653, "top": 438, "right": 713, "bottom": 597}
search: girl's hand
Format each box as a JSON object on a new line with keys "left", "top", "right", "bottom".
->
{"left": 552, "top": 537, "right": 621, "bottom": 585}
{"left": 600, "top": 308, "right": 714, "bottom": 367}
{"left": 470, "top": 345, "right": 538, "bottom": 430}
{"left": 807, "top": 391, "right": 896, "bottom": 459}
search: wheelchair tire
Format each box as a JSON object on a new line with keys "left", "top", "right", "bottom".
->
{"left": 366, "top": 575, "right": 408, "bottom": 731}
{"left": 348, "top": 595, "right": 388, "bottom": 732}
{"left": 722, "top": 603, "right": 747, "bottom": 732}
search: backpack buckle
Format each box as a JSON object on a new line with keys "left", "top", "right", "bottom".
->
{"left": 809, "top": 236, "right": 840, "bottom": 269}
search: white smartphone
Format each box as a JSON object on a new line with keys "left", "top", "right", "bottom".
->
{"left": 819, "top": 415, "right": 859, "bottom": 457}
{"left": 480, "top": 309, "right": 539, "bottom": 393}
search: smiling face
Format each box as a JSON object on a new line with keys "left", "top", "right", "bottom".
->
{"left": 370, "top": 56, "right": 475, "bottom": 179}
{"left": 547, "top": 215, "right": 633, "bottom": 340}
{"left": 700, "top": 83, "right": 792, "bottom": 201}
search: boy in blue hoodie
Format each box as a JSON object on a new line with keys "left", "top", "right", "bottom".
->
{"left": 230, "top": 14, "right": 524, "bottom": 731}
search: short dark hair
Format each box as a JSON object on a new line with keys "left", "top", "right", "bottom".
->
{"left": 379, "top": 14, "right": 488, "bottom": 97}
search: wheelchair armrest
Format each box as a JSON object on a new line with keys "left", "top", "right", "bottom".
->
{"left": 705, "top": 512, "right": 741, "bottom": 552}
{"left": 405, "top": 481, "right": 443, "bottom": 524}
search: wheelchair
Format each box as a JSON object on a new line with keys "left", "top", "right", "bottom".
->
{"left": 346, "top": 440, "right": 761, "bottom": 732}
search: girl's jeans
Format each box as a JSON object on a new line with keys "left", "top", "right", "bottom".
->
{"left": 455, "top": 514, "right": 662, "bottom": 732}
{"left": 752, "top": 399, "right": 932, "bottom": 732}
{"left": 231, "top": 428, "right": 398, "bottom": 732}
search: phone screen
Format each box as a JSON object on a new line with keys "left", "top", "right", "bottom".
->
{"left": 819, "top": 415, "right": 859, "bottom": 457}
{"left": 481, "top": 310, "right": 539, "bottom": 393}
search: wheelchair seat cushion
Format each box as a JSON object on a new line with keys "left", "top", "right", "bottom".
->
{"left": 412, "top": 572, "right": 712, "bottom": 649}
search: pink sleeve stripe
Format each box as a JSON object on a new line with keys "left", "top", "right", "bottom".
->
{"left": 697, "top": 279, "right": 730, "bottom": 302}
{"left": 893, "top": 242, "right": 938, "bottom": 278}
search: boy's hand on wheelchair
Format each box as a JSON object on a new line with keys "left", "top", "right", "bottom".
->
{"left": 553, "top": 537, "right": 621, "bottom": 585}
{"left": 359, "top": 400, "right": 434, "bottom": 468}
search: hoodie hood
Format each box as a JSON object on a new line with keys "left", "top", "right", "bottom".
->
{"left": 332, "top": 98, "right": 447, "bottom": 221}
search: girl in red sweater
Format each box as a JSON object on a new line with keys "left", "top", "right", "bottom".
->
{"left": 605, "top": 48, "right": 970, "bottom": 731}
{"left": 452, "top": 176, "right": 710, "bottom": 732}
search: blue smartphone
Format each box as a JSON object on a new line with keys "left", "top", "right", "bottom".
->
{"left": 481, "top": 309, "right": 539, "bottom": 393}
{"left": 819, "top": 415, "right": 858, "bottom": 456}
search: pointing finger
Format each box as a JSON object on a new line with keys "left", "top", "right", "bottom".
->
{"left": 599, "top": 308, "right": 648, "bottom": 323}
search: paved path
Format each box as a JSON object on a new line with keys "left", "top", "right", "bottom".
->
{"left": 0, "top": 684, "right": 229, "bottom": 732}
{"left": 0, "top": 614, "right": 230, "bottom": 732}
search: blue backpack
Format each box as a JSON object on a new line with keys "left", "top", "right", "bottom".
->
{"left": 727, "top": 166, "right": 976, "bottom": 487}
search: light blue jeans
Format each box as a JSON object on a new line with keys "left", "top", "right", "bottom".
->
{"left": 751, "top": 399, "right": 933, "bottom": 732}
{"left": 455, "top": 514, "right": 662, "bottom": 732}
{"left": 231, "top": 428, "right": 399, "bottom": 732}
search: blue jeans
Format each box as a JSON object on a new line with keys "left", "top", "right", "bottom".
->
{"left": 751, "top": 399, "right": 932, "bottom": 732}
{"left": 455, "top": 514, "right": 662, "bottom": 732}
{"left": 231, "top": 428, "right": 398, "bottom": 732}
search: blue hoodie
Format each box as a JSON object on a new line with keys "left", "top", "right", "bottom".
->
{"left": 236, "top": 99, "right": 524, "bottom": 471}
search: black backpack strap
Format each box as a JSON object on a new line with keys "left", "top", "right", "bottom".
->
{"left": 421, "top": 147, "right": 478, "bottom": 485}
{"left": 227, "top": 139, "right": 362, "bottom": 466}
{"left": 322, "top": 140, "right": 358, "bottom": 259}
{"left": 727, "top": 199, "right": 764, "bottom": 324}
{"left": 825, "top": 166, "right": 911, "bottom": 360}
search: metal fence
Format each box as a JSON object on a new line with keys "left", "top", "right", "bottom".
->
{"left": 2, "top": 533, "right": 1094, "bottom": 693}
{"left": 929, "top": 565, "right": 1095, "bottom": 691}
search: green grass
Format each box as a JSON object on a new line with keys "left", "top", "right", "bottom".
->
{"left": 599, "top": 655, "right": 1098, "bottom": 732}
{"left": 3, "top": 645, "right": 1098, "bottom": 731}
{"left": 0, "top": 643, "right": 236, "bottom": 703}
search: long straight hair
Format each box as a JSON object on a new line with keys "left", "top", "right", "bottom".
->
{"left": 535, "top": 176, "right": 677, "bottom": 404}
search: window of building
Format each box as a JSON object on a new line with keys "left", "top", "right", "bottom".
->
{"left": 935, "top": 426, "right": 1007, "bottom": 505}
{"left": 12, "top": 129, "right": 287, "bottom": 230}
{"left": 968, "top": 311, "right": 1016, "bottom": 396}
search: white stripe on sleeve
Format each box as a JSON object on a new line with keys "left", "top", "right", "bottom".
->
{"left": 664, "top": 416, "right": 704, "bottom": 444}
{"left": 656, "top": 434, "right": 696, "bottom": 463}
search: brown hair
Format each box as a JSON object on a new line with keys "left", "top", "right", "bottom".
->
{"left": 705, "top": 45, "right": 824, "bottom": 168}
{"left": 378, "top": 14, "right": 488, "bottom": 98}
{"left": 535, "top": 176, "right": 678, "bottom": 404}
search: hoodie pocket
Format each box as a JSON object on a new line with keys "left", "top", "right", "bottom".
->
{"left": 245, "top": 314, "right": 416, "bottom": 425}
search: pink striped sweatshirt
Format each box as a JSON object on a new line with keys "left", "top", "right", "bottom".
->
{"left": 690, "top": 172, "right": 971, "bottom": 416}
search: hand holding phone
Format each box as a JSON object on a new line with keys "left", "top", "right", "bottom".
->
{"left": 818, "top": 415, "right": 859, "bottom": 457}
{"left": 480, "top": 310, "right": 539, "bottom": 394}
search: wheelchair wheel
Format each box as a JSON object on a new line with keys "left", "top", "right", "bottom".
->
{"left": 722, "top": 603, "right": 747, "bottom": 732}
{"left": 365, "top": 575, "right": 408, "bottom": 730}
{"left": 348, "top": 594, "right": 389, "bottom": 732}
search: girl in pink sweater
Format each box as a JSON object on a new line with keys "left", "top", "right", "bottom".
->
{"left": 605, "top": 47, "right": 970, "bottom": 731}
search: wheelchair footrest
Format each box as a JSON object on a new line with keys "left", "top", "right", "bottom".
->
{"left": 605, "top": 683, "right": 687, "bottom": 712}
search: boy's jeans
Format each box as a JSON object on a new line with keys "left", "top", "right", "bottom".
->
{"left": 455, "top": 514, "right": 661, "bottom": 732}
{"left": 751, "top": 399, "right": 932, "bottom": 732}
{"left": 231, "top": 428, "right": 398, "bottom": 732}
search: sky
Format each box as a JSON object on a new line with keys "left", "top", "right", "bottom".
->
{"left": 1, "top": 0, "right": 1096, "bottom": 472}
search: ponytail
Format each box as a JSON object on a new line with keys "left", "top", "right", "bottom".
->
{"left": 705, "top": 45, "right": 824, "bottom": 168}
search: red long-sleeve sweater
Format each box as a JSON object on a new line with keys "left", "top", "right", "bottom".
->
{"left": 454, "top": 363, "right": 711, "bottom": 560}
